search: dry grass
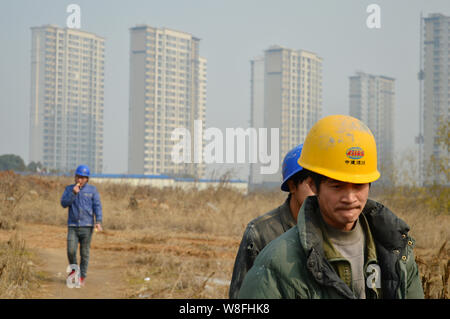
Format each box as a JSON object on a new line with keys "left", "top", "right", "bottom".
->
{"left": 415, "top": 241, "right": 450, "bottom": 299}
{"left": 0, "top": 171, "right": 448, "bottom": 298}
{"left": 123, "top": 249, "right": 230, "bottom": 298}
{"left": 0, "top": 234, "right": 39, "bottom": 298}
{"left": 371, "top": 184, "right": 450, "bottom": 299}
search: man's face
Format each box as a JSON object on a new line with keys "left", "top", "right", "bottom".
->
{"left": 309, "top": 178, "right": 370, "bottom": 231}
{"left": 75, "top": 175, "right": 89, "bottom": 187}
{"left": 287, "top": 177, "right": 315, "bottom": 222}
{"left": 290, "top": 177, "right": 315, "bottom": 208}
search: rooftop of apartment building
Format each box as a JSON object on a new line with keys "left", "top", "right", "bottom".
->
{"left": 350, "top": 71, "right": 395, "bottom": 81}
{"left": 265, "top": 44, "right": 322, "bottom": 58}
{"left": 130, "top": 24, "right": 201, "bottom": 40}
{"left": 424, "top": 12, "right": 449, "bottom": 20}
{"left": 31, "top": 24, "right": 105, "bottom": 39}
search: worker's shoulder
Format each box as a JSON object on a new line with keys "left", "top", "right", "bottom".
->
{"left": 255, "top": 226, "right": 302, "bottom": 264}
{"left": 82, "top": 184, "right": 98, "bottom": 194}
{"left": 364, "top": 198, "right": 409, "bottom": 230}
{"left": 247, "top": 204, "right": 283, "bottom": 229}
{"left": 84, "top": 184, "right": 99, "bottom": 193}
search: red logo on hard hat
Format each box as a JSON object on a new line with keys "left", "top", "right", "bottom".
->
{"left": 346, "top": 147, "right": 364, "bottom": 160}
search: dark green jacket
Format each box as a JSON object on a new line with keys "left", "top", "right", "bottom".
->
{"left": 238, "top": 196, "right": 424, "bottom": 299}
{"left": 229, "top": 198, "right": 295, "bottom": 299}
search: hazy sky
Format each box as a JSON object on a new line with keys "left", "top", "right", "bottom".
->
{"left": 0, "top": 0, "right": 448, "bottom": 179}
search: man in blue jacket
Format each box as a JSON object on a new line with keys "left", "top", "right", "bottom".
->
{"left": 61, "top": 164, "right": 103, "bottom": 287}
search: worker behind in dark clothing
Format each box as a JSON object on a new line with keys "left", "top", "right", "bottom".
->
{"left": 228, "top": 144, "right": 314, "bottom": 298}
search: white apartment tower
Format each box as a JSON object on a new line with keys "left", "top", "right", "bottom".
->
{"left": 422, "top": 13, "right": 449, "bottom": 185}
{"left": 249, "top": 46, "right": 323, "bottom": 187}
{"left": 349, "top": 72, "right": 395, "bottom": 184}
{"left": 29, "top": 25, "right": 105, "bottom": 173}
{"left": 128, "top": 26, "right": 206, "bottom": 178}
{"left": 249, "top": 56, "right": 265, "bottom": 186}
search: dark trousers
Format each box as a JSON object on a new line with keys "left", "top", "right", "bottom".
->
{"left": 67, "top": 226, "right": 93, "bottom": 278}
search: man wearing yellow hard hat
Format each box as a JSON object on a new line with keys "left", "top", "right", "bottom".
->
{"left": 238, "top": 115, "right": 424, "bottom": 299}
{"left": 229, "top": 144, "right": 314, "bottom": 299}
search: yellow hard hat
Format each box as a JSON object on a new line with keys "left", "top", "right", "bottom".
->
{"left": 298, "top": 114, "right": 380, "bottom": 183}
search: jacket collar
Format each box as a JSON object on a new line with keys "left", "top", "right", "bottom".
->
{"left": 297, "top": 196, "right": 355, "bottom": 298}
{"left": 297, "top": 196, "right": 409, "bottom": 299}
{"left": 361, "top": 200, "right": 411, "bottom": 299}
{"left": 297, "top": 196, "right": 323, "bottom": 253}
{"left": 361, "top": 199, "right": 410, "bottom": 251}
{"left": 320, "top": 212, "right": 378, "bottom": 264}
{"left": 298, "top": 196, "right": 410, "bottom": 254}
{"left": 278, "top": 197, "right": 297, "bottom": 232}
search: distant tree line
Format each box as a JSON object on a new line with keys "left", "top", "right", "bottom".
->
{"left": 0, "top": 154, "right": 45, "bottom": 172}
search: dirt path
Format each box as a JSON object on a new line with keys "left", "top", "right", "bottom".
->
{"left": 0, "top": 223, "right": 130, "bottom": 298}
{"left": 34, "top": 247, "right": 127, "bottom": 298}
{"left": 0, "top": 223, "right": 237, "bottom": 298}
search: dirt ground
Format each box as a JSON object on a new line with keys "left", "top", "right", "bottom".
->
{"left": 0, "top": 173, "right": 447, "bottom": 298}
{"left": 0, "top": 223, "right": 238, "bottom": 298}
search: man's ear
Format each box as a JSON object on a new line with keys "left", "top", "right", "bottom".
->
{"left": 287, "top": 180, "right": 296, "bottom": 194}
{"left": 306, "top": 176, "right": 317, "bottom": 194}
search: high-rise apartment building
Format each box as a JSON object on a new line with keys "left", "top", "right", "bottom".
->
{"left": 29, "top": 25, "right": 105, "bottom": 173}
{"left": 249, "top": 56, "right": 265, "bottom": 186}
{"left": 249, "top": 45, "right": 323, "bottom": 187}
{"left": 349, "top": 71, "right": 395, "bottom": 184}
{"left": 422, "top": 13, "right": 449, "bottom": 185}
{"left": 128, "top": 26, "right": 206, "bottom": 178}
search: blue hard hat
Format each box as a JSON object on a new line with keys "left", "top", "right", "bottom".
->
{"left": 75, "top": 165, "right": 90, "bottom": 177}
{"left": 281, "top": 144, "right": 304, "bottom": 192}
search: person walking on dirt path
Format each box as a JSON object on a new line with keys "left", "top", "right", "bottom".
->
{"left": 238, "top": 115, "right": 424, "bottom": 299}
{"left": 229, "top": 144, "right": 314, "bottom": 298}
{"left": 61, "top": 164, "right": 103, "bottom": 287}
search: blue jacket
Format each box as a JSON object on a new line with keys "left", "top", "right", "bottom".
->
{"left": 61, "top": 183, "right": 102, "bottom": 227}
